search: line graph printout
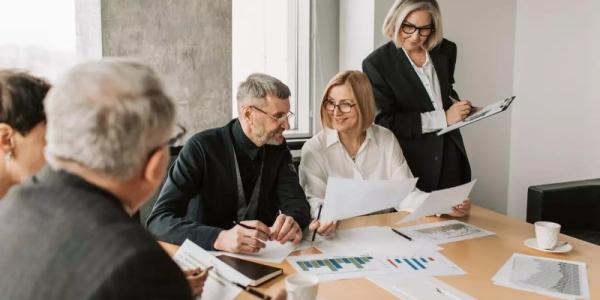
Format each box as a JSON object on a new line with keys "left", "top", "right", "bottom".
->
{"left": 493, "top": 253, "right": 589, "bottom": 299}
{"left": 397, "top": 220, "right": 494, "bottom": 244}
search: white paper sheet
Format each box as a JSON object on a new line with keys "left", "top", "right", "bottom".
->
{"left": 314, "top": 226, "right": 441, "bottom": 256}
{"left": 398, "top": 180, "right": 477, "bottom": 224}
{"left": 492, "top": 253, "right": 589, "bottom": 299}
{"left": 368, "top": 275, "right": 477, "bottom": 300}
{"left": 320, "top": 177, "right": 417, "bottom": 222}
{"left": 395, "top": 220, "right": 494, "bottom": 245}
{"left": 213, "top": 240, "right": 296, "bottom": 264}
{"left": 287, "top": 251, "right": 464, "bottom": 282}
{"left": 173, "top": 240, "right": 251, "bottom": 300}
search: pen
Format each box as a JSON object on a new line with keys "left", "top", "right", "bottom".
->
{"left": 206, "top": 265, "right": 272, "bottom": 300}
{"left": 233, "top": 220, "right": 256, "bottom": 230}
{"left": 391, "top": 228, "right": 412, "bottom": 241}
{"left": 192, "top": 265, "right": 214, "bottom": 276}
{"left": 234, "top": 282, "right": 272, "bottom": 300}
{"left": 311, "top": 204, "right": 323, "bottom": 242}
{"left": 449, "top": 95, "right": 460, "bottom": 104}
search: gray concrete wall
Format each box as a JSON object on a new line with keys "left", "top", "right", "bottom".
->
{"left": 100, "top": 0, "right": 232, "bottom": 137}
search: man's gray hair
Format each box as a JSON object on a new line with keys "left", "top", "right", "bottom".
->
{"left": 236, "top": 73, "right": 291, "bottom": 109}
{"left": 44, "top": 58, "right": 176, "bottom": 180}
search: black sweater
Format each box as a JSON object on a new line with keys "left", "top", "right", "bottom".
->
{"left": 147, "top": 119, "right": 310, "bottom": 250}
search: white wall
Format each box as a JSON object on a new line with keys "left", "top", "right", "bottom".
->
{"left": 438, "top": 0, "right": 517, "bottom": 214}
{"left": 508, "top": 0, "right": 600, "bottom": 219}
{"left": 339, "top": 0, "right": 375, "bottom": 71}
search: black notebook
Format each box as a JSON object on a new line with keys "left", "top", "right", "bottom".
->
{"left": 216, "top": 254, "right": 283, "bottom": 286}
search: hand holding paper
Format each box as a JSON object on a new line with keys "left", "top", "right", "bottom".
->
{"left": 398, "top": 180, "right": 477, "bottom": 224}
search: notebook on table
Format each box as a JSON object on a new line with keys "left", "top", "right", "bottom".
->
{"left": 216, "top": 254, "right": 283, "bottom": 286}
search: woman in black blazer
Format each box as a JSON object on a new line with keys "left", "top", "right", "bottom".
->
{"left": 362, "top": 0, "right": 472, "bottom": 216}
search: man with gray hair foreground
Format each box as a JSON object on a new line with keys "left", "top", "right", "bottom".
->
{"left": 147, "top": 73, "right": 310, "bottom": 254}
{"left": 0, "top": 59, "right": 193, "bottom": 299}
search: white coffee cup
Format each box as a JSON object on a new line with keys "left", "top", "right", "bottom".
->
{"left": 535, "top": 221, "right": 561, "bottom": 249}
{"left": 285, "top": 274, "right": 319, "bottom": 300}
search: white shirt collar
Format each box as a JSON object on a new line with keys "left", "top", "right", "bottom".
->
{"left": 324, "top": 126, "right": 377, "bottom": 148}
{"left": 401, "top": 47, "right": 431, "bottom": 69}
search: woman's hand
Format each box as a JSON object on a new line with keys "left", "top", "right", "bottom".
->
{"left": 183, "top": 267, "right": 209, "bottom": 297}
{"left": 308, "top": 219, "right": 337, "bottom": 237}
{"left": 446, "top": 100, "right": 472, "bottom": 125}
{"left": 448, "top": 199, "right": 471, "bottom": 217}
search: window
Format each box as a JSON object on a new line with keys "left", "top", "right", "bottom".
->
{"left": 0, "top": 0, "right": 77, "bottom": 82}
{"left": 232, "top": 0, "right": 311, "bottom": 138}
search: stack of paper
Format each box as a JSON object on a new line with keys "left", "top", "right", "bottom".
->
{"left": 173, "top": 240, "right": 244, "bottom": 300}
{"left": 492, "top": 253, "right": 590, "bottom": 299}
{"left": 314, "top": 226, "right": 441, "bottom": 256}
{"left": 368, "top": 275, "right": 476, "bottom": 300}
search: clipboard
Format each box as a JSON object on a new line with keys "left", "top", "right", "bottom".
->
{"left": 437, "top": 96, "right": 516, "bottom": 135}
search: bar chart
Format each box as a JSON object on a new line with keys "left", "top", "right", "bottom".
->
{"left": 295, "top": 255, "right": 374, "bottom": 272}
{"left": 385, "top": 256, "right": 435, "bottom": 271}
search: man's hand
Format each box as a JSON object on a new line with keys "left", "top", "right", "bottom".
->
{"left": 446, "top": 100, "right": 472, "bottom": 125}
{"left": 183, "top": 267, "right": 209, "bottom": 297}
{"left": 270, "top": 213, "right": 303, "bottom": 244}
{"left": 308, "top": 219, "right": 337, "bottom": 237}
{"left": 448, "top": 199, "right": 471, "bottom": 217}
{"left": 213, "top": 220, "right": 271, "bottom": 253}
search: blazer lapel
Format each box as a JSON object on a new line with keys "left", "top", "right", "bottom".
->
{"left": 430, "top": 50, "right": 452, "bottom": 110}
{"left": 395, "top": 47, "right": 435, "bottom": 111}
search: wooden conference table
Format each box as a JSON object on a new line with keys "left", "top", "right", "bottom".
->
{"left": 160, "top": 205, "right": 599, "bottom": 299}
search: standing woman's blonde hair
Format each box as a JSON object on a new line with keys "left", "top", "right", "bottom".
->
{"left": 382, "top": 0, "right": 444, "bottom": 50}
{"left": 320, "top": 70, "right": 376, "bottom": 132}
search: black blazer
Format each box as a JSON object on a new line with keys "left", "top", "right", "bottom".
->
{"left": 147, "top": 119, "right": 311, "bottom": 250}
{"left": 362, "top": 39, "right": 470, "bottom": 191}
{"left": 0, "top": 167, "right": 191, "bottom": 300}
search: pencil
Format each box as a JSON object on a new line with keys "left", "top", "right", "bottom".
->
{"left": 311, "top": 204, "right": 323, "bottom": 242}
{"left": 391, "top": 228, "right": 412, "bottom": 241}
{"left": 233, "top": 220, "right": 256, "bottom": 230}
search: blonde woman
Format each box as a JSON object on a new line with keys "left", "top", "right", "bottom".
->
{"left": 300, "top": 71, "right": 419, "bottom": 236}
{"left": 362, "top": 0, "right": 472, "bottom": 216}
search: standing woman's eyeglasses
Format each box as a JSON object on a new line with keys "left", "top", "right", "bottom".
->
{"left": 401, "top": 23, "right": 435, "bottom": 37}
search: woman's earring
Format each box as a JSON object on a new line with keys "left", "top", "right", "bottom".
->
{"left": 4, "top": 151, "right": 13, "bottom": 162}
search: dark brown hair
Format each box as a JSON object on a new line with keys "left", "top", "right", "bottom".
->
{"left": 0, "top": 70, "right": 50, "bottom": 135}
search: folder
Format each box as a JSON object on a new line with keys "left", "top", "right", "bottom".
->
{"left": 437, "top": 96, "right": 516, "bottom": 135}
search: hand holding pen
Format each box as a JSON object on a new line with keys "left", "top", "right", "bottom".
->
{"left": 212, "top": 220, "right": 271, "bottom": 254}
{"left": 308, "top": 204, "right": 337, "bottom": 239}
{"left": 446, "top": 96, "right": 473, "bottom": 125}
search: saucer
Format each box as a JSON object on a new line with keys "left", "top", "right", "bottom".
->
{"left": 524, "top": 238, "right": 572, "bottom": 253}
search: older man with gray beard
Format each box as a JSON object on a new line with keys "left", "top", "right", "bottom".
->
{"left": 147, "top": 73, "right": 310, "bottom": 254}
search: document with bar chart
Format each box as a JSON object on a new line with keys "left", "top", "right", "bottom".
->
{"left": 287, "top": 252, "right": 464, "bottom": 281}
{"left": 381, "top": 252, "right": 465, "bottom": 276}
{"left": 287, "top": 254, "right": 389, "bottom": 281}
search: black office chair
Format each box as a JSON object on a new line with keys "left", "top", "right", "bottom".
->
{"left": 527, "top": 178, "right": 600, "bottom": 245}
{"left": 137, "top": 145, "right": 182, "bottom": 227}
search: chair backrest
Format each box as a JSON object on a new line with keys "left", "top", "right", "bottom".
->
{"left": 137, "top": 145, "right": 182, "bottom": 227}
{"left": 527, "top": 178, "right": 600, "bottom": 230}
